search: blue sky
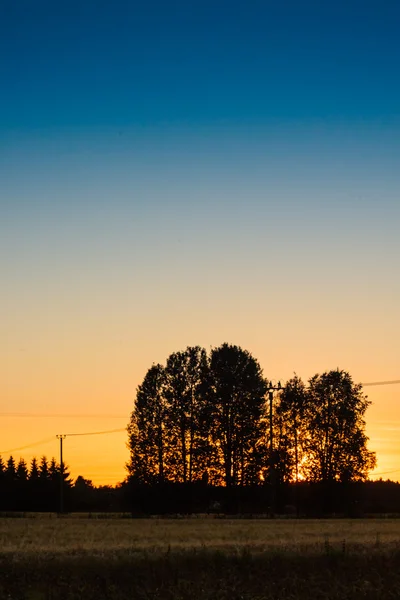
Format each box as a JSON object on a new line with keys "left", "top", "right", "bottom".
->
{"left": 1, "top": 0, "right": 400, "bottom": 129}
{"left": 1, "top": 0, "right": 399, "bottom": 353}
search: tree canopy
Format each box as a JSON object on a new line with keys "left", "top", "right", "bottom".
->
{"left": 127, "top": 346, "right": 376, "bottom": 488}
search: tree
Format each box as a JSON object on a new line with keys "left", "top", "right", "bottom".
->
{"left": 48, "top": 457, "right": 71, "bottom": 484}
{"left": 303, "top": 369, "right": 376, "bottom": 483}
{"left": 74, "top": 475, "right": 94, "bottom": 488}
{"left": 73, "top": 476, "right": 95, "bottom": 511}
{"left": 29, "top": 457, "right": 39, "bottom": 481}
{"left": 163, "top": 346, "right": 211, "bottom": 483}
{"left": 274, "top": 375, "right": 308, "bottom": 484}
{"left": 127, "top": 364, "right": 167, "bottom": 484}
{"left": 27, "top": 457, "right": 41, "bottom": 511}
{"left": 49, "top": 457, "right": 59, "bottom": 482}
{"left": 208, "top": 343, "right": 267, "bottom": 487}
{"left": 39, "top": 456, "right": 49, "bottom": 480}
{"left": 16, "top": 458, "right": 29, "bottom": 481}
{"left": 5, "top": 456, "right": 16, "bottom": 481}
{"left": 0, "top": 457, "right": 6, "bottom": 510}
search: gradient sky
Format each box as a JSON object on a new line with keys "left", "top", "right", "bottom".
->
{"left": 1, "top": 0, "right": 399, "bottom": 484}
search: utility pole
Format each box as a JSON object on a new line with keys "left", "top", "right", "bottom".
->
{"left": 56, "top": 434, "right": 66, "bottom": 514}
{"left": 294, "top": 420, "right": 299, "bottom": 517}
{"left": 268, "top": 382, "right": 283, "bottom": 518}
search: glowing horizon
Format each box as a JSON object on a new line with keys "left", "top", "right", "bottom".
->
{"left": 0, "top": 372, "right": 399, "bottom": 486}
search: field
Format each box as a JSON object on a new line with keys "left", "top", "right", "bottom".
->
{"left": 1, "top": 517, "right": 400, "bottom": 599}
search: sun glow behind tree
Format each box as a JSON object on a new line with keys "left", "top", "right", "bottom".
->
{"left": 127, "top": 345, "right": 376, "bottom": 487}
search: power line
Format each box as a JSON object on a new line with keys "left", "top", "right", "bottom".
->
{"left": 54, "top": 428, "right": 126, "bottom": 511}
{"left": 371, "top": 467, "right": 400, "bottom": 477}
{"left": 0, "top": 428, "right": 126, "bottom": 456}
{"left": 64, "top": 428, "right": 126, "bottom": 437}
{"left": 0, "top": 437, "right": 55, "bottom": 455}
{"left": 362, "top": 380, "right": 400, "bottom": 387}
{"left": 0, "top": 413, "right": 127, "bottom": 418}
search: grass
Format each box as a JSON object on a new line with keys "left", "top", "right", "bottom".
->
{"left": 1, "top": 518, "right": 400, "bottom": 599}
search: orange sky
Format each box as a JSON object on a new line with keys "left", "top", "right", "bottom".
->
{"left": 1, "top": 333, "right": 399, "bottom": 485}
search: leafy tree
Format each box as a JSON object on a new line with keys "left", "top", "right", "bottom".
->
{"left": 73, "top": 476, "right": 95, "bottom": 511}
{"left": 163, "top": 346, "right": 211, "bottom": 483}
{"left": 208, "top": 343, "right": 267, "bottom": 486}
{"left": 127, "top": 364, "right": 167, "bottom": 484}
{"left": 303, "top": 369, "right": 376, "bottom": 483}
{"left": 274, "top": 375, "right": 308, "bottom": 483}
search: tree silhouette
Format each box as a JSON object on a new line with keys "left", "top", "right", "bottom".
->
{"left": 27, "top": 457, "right": 40, "bottom": 510}
{"left": 303, "top": 369, "right": 376, "bottom": 482}
{"left": 126, "top": 346, "right": 377, "bottom": 514}
{"left": 164, "top": 346, "right": 211, "bottom": 483}
{"left": 29, "top": 457, "right": 39, "bottom": 480}
{"left": 49, "top": 457, "right": 59, "bottom": 482}
{"left": 39, "top": 456, "right": 49, "bottom": 480}
{"left": 16, "top": 458, "right": 28, "bottom": 481}
{"left": 73, "top": 476, "right": 95, "bottom": 510}
{"left": 274, "top": 375, "right": 308, "bottom": 484}
{"left": 127, "top": 363, "right": 167, "bottom": 484}
{"left": 6, "top": 456, "right": 16, "bottom": 481}
{"left": 208, "top": 344, "right": 267, "bottom": 487}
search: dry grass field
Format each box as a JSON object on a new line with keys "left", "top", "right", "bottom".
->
{"left": 1, "top": 516, "right": 400, "bottom": 555}
{"left": 1, "top": 517, "right": 400, "bottom": 599}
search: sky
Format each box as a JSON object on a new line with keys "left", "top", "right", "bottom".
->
{"left": 1, "top": 0, "right": 399, "bottom": 485}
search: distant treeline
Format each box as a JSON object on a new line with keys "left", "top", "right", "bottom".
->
{"left": 127, "top": 344, "right": 376, "bottom": 488}
{"left": 1, "top": 460, "right": 400, "bottom": 516}
{"left": 0, "top": 456, "right": 120, "bottom": 512}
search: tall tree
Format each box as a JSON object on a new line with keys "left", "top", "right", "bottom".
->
{"left": 127, "top": 364, "right": 167, "bottom": 484}
{"left": 209, "top": 343, "right": 267, "bottom": 487}
{"left": 5, "top": 456, "right": 16, "bottom": 481}
{"left": 49, "top": 457, "right": 59, "bottom": 482}
{"left": 39, "top": 456, "right": 49, "bottom": 480}
{"left": 48, "top": 457, "right": 71, "bottom": 483}
{"left": 163, "top": 346, "right": 210, "bottom": 483}
{"left": 303, "top": 369, "right": 376, "bottom": 482}
{"left": 16, "top": 458, "right": 29, "bottom": 481}
{"left": 274, "top": 375, "right": 308, "bottom": 484}
{"left": 0, "top": 456, "right": 5, "bottom": 510}
{"left": 29, "top": 457, "right": 39, "bottom": 481}
{"left": 27, "top": 457, "right": 41, "bottom": 511}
